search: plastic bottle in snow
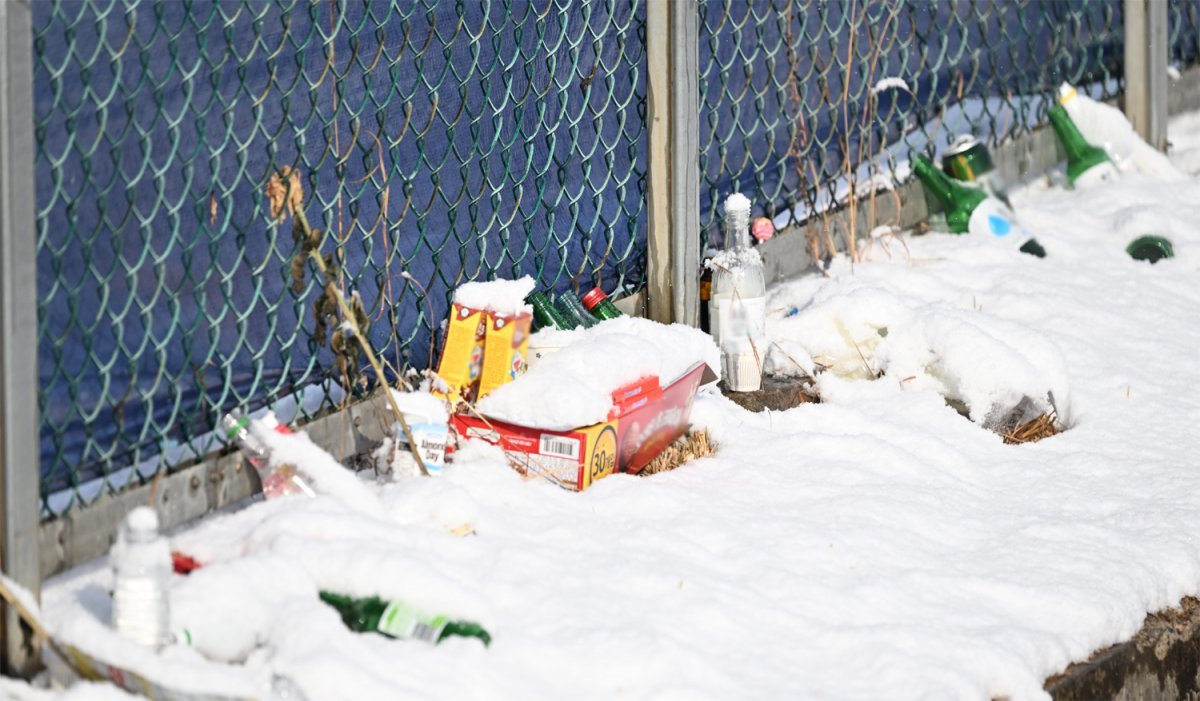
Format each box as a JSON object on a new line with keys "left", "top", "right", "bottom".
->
{"left": 111, "top": 507, "right": 172, "bottom": 649}
{"left": 222, "top": 409, "right": 313, "bottom": 499}
{"left": 1057, "top": 82, "right": 1184, "bottom": 180}
{"left": 912, "top": 155, "right": 1046, "bottom": 258}
{"left": 708, "top": 193, "right": 767, "bottom": 392}
{"left": 1047, "top": 105, "right": 1119, "bottom": 188}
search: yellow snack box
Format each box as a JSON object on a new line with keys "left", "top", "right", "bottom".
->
{"left": 477, "top": 310, "right": 532, "bottom": 399}
{"left": 434, "top": 303, "right": 487, "bottom": 404}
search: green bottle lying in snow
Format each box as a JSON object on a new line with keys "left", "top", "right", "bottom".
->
{"left": 912, "top": 155, "right": 1045, "bottom": 258}
{"left": 319, "top": 591, "right": 492, "bottom": 646}
{"left": 1047, "top": 104, "right": 1118, "bottom": 188}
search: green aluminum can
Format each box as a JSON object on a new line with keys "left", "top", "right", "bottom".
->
{"left": 941, "top": 135, "right": 994, "bottom": 182}
{"left": 942, "top": 135, "right": 1009, "bottom": 205}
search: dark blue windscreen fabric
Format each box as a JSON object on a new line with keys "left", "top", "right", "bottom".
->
{"left": 34, "top": 0, "right": 646, "bottom": 499}
{"left": 697, "top": 0, "right": 1124, "bottom": 234}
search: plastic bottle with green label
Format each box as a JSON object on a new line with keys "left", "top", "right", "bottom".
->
{"left": 913, "top": 155, "right": 1046, "bottom": 258}
{"left": 319, "top": 591, "right": 491, "bottom": 646}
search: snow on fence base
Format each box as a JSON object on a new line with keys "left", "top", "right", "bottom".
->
{"left": 453, "top": 362, "right": 712, "bottom": 491}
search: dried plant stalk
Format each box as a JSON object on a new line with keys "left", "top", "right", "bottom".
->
{"left": 640, "top": 429, "right": 717, "bottom": 476}
{"left": 1001, "top": 412, "right": 1061, "bottom": 445}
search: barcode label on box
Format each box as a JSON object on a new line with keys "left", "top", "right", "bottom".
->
{"left": 539, "top": 434, "right": 580, "bottom": 459}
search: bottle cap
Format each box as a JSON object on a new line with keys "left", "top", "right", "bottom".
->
{"left": 580, "top": 287, "right": 606, "bottom": 311}
{"left": 122, "top": 506, "right": 160, "bottom": 543}
{"left": 126, "top": 506, "right": 159, "bottom": 533}
{"left": 724, "top": 192, "right": 751, "bottom": 215}
{"left": 222, "top": 411, "right": 248, "bottom": 440}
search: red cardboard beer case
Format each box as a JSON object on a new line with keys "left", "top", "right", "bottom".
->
{"left": 452, "top": 361, "right": 713, "bottom": 491}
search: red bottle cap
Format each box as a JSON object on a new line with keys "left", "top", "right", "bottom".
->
{"left": 580, "top": 287, "right": 607, "bottom": 311}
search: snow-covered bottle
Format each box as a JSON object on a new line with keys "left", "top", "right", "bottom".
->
{"left": 1057, "top": 82, "right": 1184, "bottom": 180}
{"left": 111, "top": 507, "right": 172, "bottom": 649}
{"left": 708, "top": 193, "right": 766, "bottom": 392}
{"left": 1047, "top": 105, "right": 1118, "bottom": 188}
{"left": 222, "top": 410, "right": 312, "bottom": 499}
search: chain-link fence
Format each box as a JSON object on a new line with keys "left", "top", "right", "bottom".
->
{"left": 1171, "top": 0, "right": 1200, "bottom": 69}
{"left": 32, "top": 0, "right": 647, "bottom": 513}
{"left": 23, "top": 0, "right": 1200, "bottom": 516}
{"left": 698, "top": 0, "right": 1137, "bottom": 250}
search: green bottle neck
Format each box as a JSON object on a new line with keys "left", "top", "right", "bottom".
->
{"left": 439, "top": 620, "right": 492, "bottom": 646}
{"left": 1048, "top": 105, "right": 1101, "bottom": 164}
{"left": 912, "top": 155, "right": 984, "bottom": 215}
{"left": 319, "top": 591, "right": 353, "bottom": 608}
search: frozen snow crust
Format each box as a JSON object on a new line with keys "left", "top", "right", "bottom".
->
{"left": 26, "top": 114, "right": 1200, "bottom": 701}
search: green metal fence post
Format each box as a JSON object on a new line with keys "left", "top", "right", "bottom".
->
{"left": 0, "top": 0, "right": 41, "bottom": 678}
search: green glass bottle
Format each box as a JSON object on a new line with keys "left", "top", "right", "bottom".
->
{"left": 913, "top": 155, "right": 1045, "bottom": 258}
{"left": 913, "top": 154, "right": 987, "bottom": 234}
{"left": 319, "top": 591, "right": 491, "bottom": 647}
{"left": 526, "top": 291, "right": 568, "bottom": 331}
{"left": 1126, "top": 235, "right": 1174, "bottom": 264}
{"left": 1047, "top": 105, "right": 1118, "bottom": 187}
{"left": 552, "top": 293, "right": 598, "bottom": 329}
{"left": 579, "top": 287, "right": 623, "bottom": 320}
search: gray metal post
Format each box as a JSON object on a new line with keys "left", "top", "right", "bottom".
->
{"left": 1123, "top": 0, "right": 1169, "bottom": 151}
{"left": 669, "top": 0, "right": 700, "bottom": 327}
{"left": 646, "top": 0, "right": 700, "bottom": 326}
{"left": 0, "top": 0, "right": 42, "bottom": 677}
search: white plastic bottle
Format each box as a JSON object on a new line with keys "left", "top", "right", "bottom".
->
{"left": 707, "top": 193, "right": 766, "bottom": 392}
{"left": 111, "top": 506, "right": 172, "bottom": 649}
{"left": 1057, "top": 82, "right": 1184, "bottom": 180}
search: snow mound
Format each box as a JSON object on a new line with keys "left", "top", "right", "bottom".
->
{"left": 477, "top": 317, "right": 719, "bottom": 429}
{"left": 767, "top": 261, "right": 1071, "bottom": 426}
{"left": 452, "top": 276, "right": 536, "bottom": 315}
{"left": 253, "top": 424, "right": 387, "bottom": 520}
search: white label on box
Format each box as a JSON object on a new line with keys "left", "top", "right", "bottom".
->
{"left": 539, "top": 434, "right": 580, "bottom": 459}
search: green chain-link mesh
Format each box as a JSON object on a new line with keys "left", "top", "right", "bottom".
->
{"left": 33, "top": 0, "right": 646, "bottom": 514}
{"left": 698, "top": 0, "right": 1130, "bottom": 246}
{"left": 30, "top": 0, "right": 1200, "bottom": 516}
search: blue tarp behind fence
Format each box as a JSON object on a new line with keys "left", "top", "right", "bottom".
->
{"left": 30, "top": 0, "right": 1200, "bottom": 510}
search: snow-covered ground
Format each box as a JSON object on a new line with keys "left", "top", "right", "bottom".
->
{"left": 9, "top": 110, "right": 1200, "bottom": 701}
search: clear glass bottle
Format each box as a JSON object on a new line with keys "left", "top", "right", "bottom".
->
{"left": 708, "top": 193, "right": 766, "bottom": 392}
